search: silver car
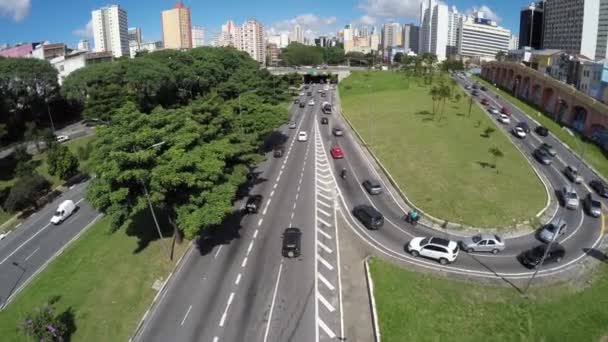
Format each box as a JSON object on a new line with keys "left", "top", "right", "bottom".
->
{"left": 460, "top": 234, "right": 505, "bottom": 254}
{"left": 560, "top": 186, "right": 580, "bottom": 210}
{"left": 538, "top": 220, "right": 568, "bottom": 243}
{"left": 564, "top": 165, "right": 583, "bottom": 184}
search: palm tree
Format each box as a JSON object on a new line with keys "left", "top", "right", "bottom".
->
{"left": 467, "top": 94, "right": 474, "bottom": 117}
{"left": 438, "top": 84, "right": 452, "bottom": 121}
{"left": 429, "top": 86, "right": 440, "bottom": 116}
{"left": 489, "top": 147, "right": 504, "bottom": 172}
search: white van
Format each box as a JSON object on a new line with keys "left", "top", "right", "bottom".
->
{"left": 50, "top": 200, "right": 77, "bottom": 225}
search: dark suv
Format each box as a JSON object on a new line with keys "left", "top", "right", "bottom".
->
{"left": 245, "top": 195, "right": 263, "bottom": 214}
{"left": 273, "top": 146, "right": 284, "bottom": 158}
{"left": 282, "top": 227, "right": 302, "bottom": 258}
{"left": 353, "top": 205, "right": 384, "bottom": 230}
{"left": 518, "top": 243, "right": 565, "bottom": 268}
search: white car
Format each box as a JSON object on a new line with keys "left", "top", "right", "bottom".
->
{"left": 0, "top": 232, "right": 8, "bottom": 240}
{"left": 297, "top": 131, "right": 308, "bottom": 142}
{"left": 512, "top": 126, "right": 526, "bottom": 138}
{"left": 299, "top": 92, "right": 305, "bottom": 96}
{"left": 498, "top": 114, "right": 510, "bottom": 124}
{"left": 56, "top": 135, "right": 70, "bottom": 143}
{"left": 408, "top": 237, "right": 459, "bottom": 264}
{"left": 488, "top": 107, "right": 500, "bottom": 115}
{"left": 308, "top": 100, "right": 315, "bottom": 106}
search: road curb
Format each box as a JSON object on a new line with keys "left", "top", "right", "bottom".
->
{"left": 363, "top": 257, "right": 381, "bottom": 342}
{"left": 0, "top": 213, "right": 103, "bottom": 310}
{"left": 129, "top": 240, "right": 194, "bottom": 342}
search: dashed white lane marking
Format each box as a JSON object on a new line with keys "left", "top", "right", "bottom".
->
{"left": 218, "top": 292, "right": 235, "bottom": 327}
{"left": 241, "top": 256, "right": 248, "bottom": 268}
{"left": 319, "top": 318, "right": 336, "bottom": 339}
{"left": 270, "top": 190, "right": 275, "bottom": 197}
{"left": 213, "top": 337, "right": 219, "bottom": 342}
{"left": 273, "top": 183, "right": 278, "bottom": 189}
{"left": 317, "top": 217, "right": 331, "bottom": 227}
{"left": 214, "top": 245, "right": 223, "bottom": 259}
{"left": 279, "top": 170, "right": 283, "bottom": 177}
{"left": 235, "top": 273, "right": 242, "bottom": 285}
{"left": 317, "top": 254, "right": 335, "bottom": 271}
{"left": 0, "top": 223, "right": 51, "bottom": 265}
{"left": 263, "top": 207, "right": 268, "bottom": 216}
{"left": 317, "top": 241, "right": 333, "bottom": 254}
{"left": 247, "top": 241, "right": 254, "bottom": 255}
{"left": 253, "top": 229, "right": 258, "bottom": 239}
{"left": 258, "top": 218, "right": 263, "bottom": 226}
{"left": 181, "top": 305, "right": 192, "bottom": 326}
{"left": 318, "top": 272, "right": 335, "bottom": 291}
{"left": 24, "top": 247, "right": 40, "bottom": 261}
{"left": 317, "top": 228, "right": 332, "bottom": 240}
{"left": 263, "top": 262, "right": 283, "bottom": 342}
{"left": 318, "top": 292, "right": 336, "bottom": 312}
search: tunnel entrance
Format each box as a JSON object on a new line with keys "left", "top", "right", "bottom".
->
{"left": 303, "top": 72, "right": 337, "bottom": 84}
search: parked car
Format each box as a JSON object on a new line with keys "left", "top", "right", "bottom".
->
{"left": 539, "top": 143, "right": 557, "bottom": 156}
{"left": 50, "top": 200, "right": 77, "bottom": 225}
{"left": 282, "top": 227, "right": 302, "bottom": 258}
{"left": 321, "top": 117, "right": 329, "bottom": 125}
{"left": 533, "top": 148, "right": 553, "bottom": 165}
{"left": 362, "top": 179, "right": 382, "bottom": 195}
{"left": 512, "top": 126, "right": 526, "bottom": 139}
{"left": 332, "top": 127, "right": 344, "bottom": 136}
{"left": 273, "top": 146, "right": 284, "bottom": 158}
{"left": 460, "top": 233, "right": 505, "bottom": 254}
{"left": 516, "top": 122, "right": 531, "bottom": 133}
{"left": 353, "top": 205, "right": 384, "bottom": 230}
{"left": 408, "top": 237, "right": 459, "bottom": 265}
{"left": 590, "top": 179, "right": 608, "bottom": 198}
{"left": 564, "top": 165, "right": 583, "bottom": 184}
{"left": 537, "top": 220, "right": 568, "bottom": 243}
{"left": 488, "top": 106, "right": 499, "bottom": 115}
{"left": 56, "top": 135, "right": 70, "bottom": 143}
{"left": 330, "top": 146, "right": 344, "bottom": 159}
{"left": 288, "top": 121, "right": 297, "bottom": 129}
{"left": 245, "top": 195, "right": 263, "bottom": 214}
{"left": 498, "top": 114, "right": 510, "bottom": 124}
{"left": 535, "top": 125, "right": 549, "bottom": 137}
{"left": 519, "top": 244, "right": 565, "bottom": 268}
{"left": 298, "top": 131, "right": 308, "bottom": 142}
{"left": 480, "top": 98, "right": 489, "bottom": 106}
{"left": 583, "top": 193, "right": 602, "bottom": 218}
{"left": 559, "top": 186, "right": 580, "bottom": 210}
{"left": 500, "top": 107, "right": 510, "bottom": 115}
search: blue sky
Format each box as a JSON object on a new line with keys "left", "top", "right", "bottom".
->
{"left": 0, "top": 0, "right": 529, "bottom": 48}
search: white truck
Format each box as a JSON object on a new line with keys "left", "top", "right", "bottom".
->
{"left": 50, "top": 200, "right": 77, "bottom": 225}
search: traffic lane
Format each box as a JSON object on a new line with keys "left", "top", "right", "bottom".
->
{"left": 0, "top": 201, "right": 99, "bottom": 307}
{"left": 0, "top": 182, "right": 88, "bottom": 260}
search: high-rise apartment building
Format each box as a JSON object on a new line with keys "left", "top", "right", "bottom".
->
{"left": 128, "top": 27, "right": 142, "bottom": 45}
{"left": 509, "top": 35, "right": 520, "bottom": 50}
{"left": 381, "top": 22, "right": 403, "bottom": 51}
{"left": 519, "top": 1, "right": 545, "bottom": 49}
{"left": 457, "top": 12, "right": 511, "bottom": 59}
{"left": 77, "top": 39, "right": 90, "bottom": 51}
{"left": 266, "top": 43, "right": 280, "bottom": 66}
{"left": 596, "top": 0, "right": 608, "bottom": 59}
{"left": 543, "top": 0, "right": 600, "bottom": 59}
{"left": 447, "top": 8, "right": 462, "bottom": 56}
{"left": 402, "top": 24, "right": 420, "bottom": 53}
{"left": 268, "top": 34, "right": 289, "bottom": 48}
{"left": 235, "top": 19, "right": 264, "bottom": 63}
{"left": 419, "top": 0, "right": 449, "bottom": 60}
{"left": 92, "top": 5, "right": 129, "bottom": 58}
{"left": 291, "top": 24, "right": 304, "bottom": 44}
{"left": 191, "top": 25, "right": 205, "bottom": 47}
{"left": 161, "top": 2, "right": 192, "bottom": 50}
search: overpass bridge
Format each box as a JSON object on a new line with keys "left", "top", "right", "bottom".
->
{"left": 266, "top": 66, "right": 367, "bottom": 82}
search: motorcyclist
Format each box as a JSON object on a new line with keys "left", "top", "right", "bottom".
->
{"left": 408, "top": 209, "right": 419, "bottom": 224}
{"left": 340, "top": 168, "right": 347, "bottom": 179}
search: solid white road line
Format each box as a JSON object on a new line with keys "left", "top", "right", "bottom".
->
{"left": 317, "top": 240, "right": 333, "bottom": 254}
{"left": 180, "top": 305, "right": 192, "bottom": 326}
{"left": 318, "top": 292, "right": 336, "bottom": 312}
{"left": 0, "top": 223, "right": 51, "bottom": 265}
{"left": 235, "top": 273, "right": 242, "bottom": 285}
{"left": 263, "top": 262, "right": 283, "bottom": 342}
{"left": 214, "top": 245, "right": 223, "bottom": 259}
{"left": 314, "top": 123, "right": 320, "bottom": 342}
{"left": 318, "top": 254, "right": 335, "bottom": 271}
{"left": 560, "top": 210, "right": 586, "bottom": 244}
{"left": 318, "top": 318, "right": 337, "bottom": 339}
{"left": 317, "top": 228, "right": 332, "bottom": 240}
{"left": 318, "top": 272, "right": 335, "bottom": 291}
{"left": 24, "top": 247, "right": 40, "bottom": 261}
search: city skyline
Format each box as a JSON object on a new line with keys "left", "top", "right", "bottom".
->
{"left": 0, "top": 0, "right": 529, "bottom": 48}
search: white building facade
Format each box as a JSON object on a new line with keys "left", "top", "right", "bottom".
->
{"left": 91, "top": 5, "right": 129, "bottom": 58}
{"left": 419, "top": 0, "right": 449, "bottom": 60}
{"left": 77, "top": 40, "right": 90, "bottom": 51}
{"left": 191, "top": 25, "right": 205, "bottom": 47}
{"left": 290, "top": 24, "right": 304, "bottom": 44}
{"left": 235, "top": 20, "right": 265, "bottom": 63}
{"left": 457, "top": 12, "right": 511, "bottom": 60}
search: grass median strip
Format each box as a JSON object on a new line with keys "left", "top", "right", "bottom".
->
{"left": 369, "top": 257, "right": 608, "bottom": 341}
{"left": 339, "top": 71, "right": 545, "bottom": 228}
{"left": 0, "top": 215, "right": 187, "bottom": 342}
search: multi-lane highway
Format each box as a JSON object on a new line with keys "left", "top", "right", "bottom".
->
{"left": 0, "top": 181, "right": 100, "bottom": 308}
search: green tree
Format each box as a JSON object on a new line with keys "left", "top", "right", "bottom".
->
{"left": 20, "top": 298, "right": 69, "bottom": 342}
{"left": 0, "top": 123, "right": 6, "bottom": 141}
{"left": 495, "top": 50, "right": 507, "bottom": 61}
{"left": 393, "top": 52, "right": 404, "bottom": 64}
{"left": 47, "top": 144, "right": 79, "bottom": 180}
{"left": 429, "top": 86, "right": 440, "bottom": 116}
{"left": 323, "top": 45, "right": 345, "bottom": 65}
{"left": 4, "top": 174, "right": 50, "bottom": 211}
{"left": 281, "top": 43, "right": 323, "bottom": 66}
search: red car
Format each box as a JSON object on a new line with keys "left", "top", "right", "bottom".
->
{"left": 480, "top": 98, "right": 489, "bottom": 106}
{"left": 330, "top": 146, "right": 344, "bottom": 159}
{"left": 501, "top": 106, "right": 510, "bottom": 115}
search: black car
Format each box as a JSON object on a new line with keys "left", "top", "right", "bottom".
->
{"left": 472, "top": 84, "right": 479, "bottom": 90}
{"left": 294, "top": 98, "right": 300, "bottom": 104}
{"left": 533, "top": 148, "right": 552, "bottom": 165}
{"left": 518, "top": 243, "right": 565, "bottom": 268}
{"left": 590, "top": 179, "right": 608, "bottom": 198}
{"left": 472, "top": 90, "right": 479, "bottom": 96}
{"left": 282, "top": 227, "right": 302, "bottom": 258}
{"left": 320, "top": 92, "right": 326, "bottom": 97}
{"left": 535, "top": 125, "right": 549, "bottom": 137}
{"left": 362, "top": 180, "right": 382, "bottom": 195}
{"left": 321, "top": 117, "right": 329, "bottom": 125}
{"left": 273, "top": 147, "right": 284, "bottom": 158}
{"left": 245, "top": 195, "right": 263, "bottom": 214}
{"left": 332, "top": 127, "right": 344, "bottom": 136}
{"left": 516, "top": 122, "right": 531, "bottom": 134}
{"left": 299, "top": 102, "right": 305, "bottom": 108}
{"left": 353, "top": 205, "right": 384, "bottom": 230}
{"left": 307, "top": 91, "right": 312, "bottom": 96}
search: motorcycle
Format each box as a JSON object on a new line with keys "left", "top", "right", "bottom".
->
{"left": 405, "top": 211, "right": 420, "bottom": 226}
{"left": 340, "top": 169, "right": 347, "bottom": 179}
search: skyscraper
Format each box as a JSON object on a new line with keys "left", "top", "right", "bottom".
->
{"left": 161, "top": 2, "right": 192, "bottom": 50}
{"left": 519, "top": 1, "right": 545, "bottom": 49}
{"left": 128, "top": 27, "right": 142, "bottom": 45}
{"left": 91, "top": 5, "right": 129, "bottom": 58}
{"left": 402, "top": 24, "right": 420, "bottom": 53}
{"left": 77, "top": 39, "right": 90, "bottom": 51}
{"left": 291, "top": 24, "right": 304, "bottom": 44}
{"left": 419, "top": 0, "right": 449, "bottom": 60}
{"left": 596, "top": 0, "right": 608, "bottom": 59}
{"left": 235, "top": 19, "right": 265, "bottom": 63}
{"left": 446, "top": 7, "right": 462, "bottom": 56}
{"left": 457, "top": 11, "right": 511, "bottom": 59}
{"left": 191, "top": 25, "right": 205, "bottom": 47}
{"left": 381, "top": 22, "right": 402, "bottom": 51}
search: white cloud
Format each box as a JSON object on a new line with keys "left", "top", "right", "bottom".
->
{"left": 0, "top": 0, "right": 30, "bottom": 22}
{"left": 268, "top": 14, "right": 338, "bottom": 39}
{"left": 359, "top": 0, "right": 420, "bottom": 19}
{"left": 72, "top": 20, "right": 93, "bottom": 38}
{"left": 359, "top": 15, "right": 377, "bottom": 26}
{"left": 467, "top": 5, "right": 502, "bottom": 23}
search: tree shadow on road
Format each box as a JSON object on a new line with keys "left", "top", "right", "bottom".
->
{"left": 583, "top": 248, "right": 608, "bottom": 263}
{"left": 259, "top": 130, "right": 289, "bottom": 154}
{"left": 195, "top": 209, "right": 244, "bottom": 256}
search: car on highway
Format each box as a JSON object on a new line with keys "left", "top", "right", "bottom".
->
{"left": 320, "top": 92, "right": 326, "bottom": 97}
{"left": 304, "top": 85, "right": 310, "bottom": 89}
{"left": 537, "top": 220, "right": 567, "bottom": 243}
{"left": 245, "top": 195, "right": 263, "bottom": 214}
{"left": 307, "top": 91, "right": 312, "bottom": 96}
{"left": 56, "top": 135, "right": 70, "bottom": 143}
{"left": 488, "top": 106, "right": 499, "bottom": 115}
{"left": 465, "top": 85, "right": 471, "bottom": 90}
{"left": 362, "top": 179, "right": 383, "bottom": 195}
{"left": 299, "top": 92, "right": 305, "bottom": 96}
{"left": 583, "top": 193, "right": 602, "bottom": 218}
{"left": 50, "top": 200, "right": 77, "bottom": 225}
{"left": 308, "top": 100, "right": 315, "bottom": 106}
{"left": 298, "top": 131, "right": 308, "bottom": 142}
{"left": 480, "top": 98, "right": 489, "bottom": 106}
{"left": 460, "top": 233, "right": 505, "bottom": 254}
{"left": 512, "top": 126, "right": 526, "bottom": 139}
{"left": 0, "top": 232, "right": 8, "bottom": 240}
{"left": 472, "top": 84, "right": 479, "bottom": 90}
{"left": 294, "top": 98, "right": 300, "bottom": 104}
{"left": 408, "top": 237, "right": 459, "bottom": 265}
{"left": 516, "top": 122, "right": 531, "bottom": 134}
{"left": 500, "top": 107, "right": 510, "bottom": 115}
{"left": 273, "top": 146, "right": 284, "bottom": 158}
{"left": 539, "top": 143, "right": 557, "bottom": 156}
{"left": 498, "top": 114, "right": 510, "bottom": 124}
{"left": 535, "top": 125, "right": 549, "bottom": 137}
{"left": 353, "top": 205, "right": 384, "bottom": 230}
{"left": 299, "top": 102, "right": 305, "bottom": 108}
{"left": 590, "top": 179, "right": 608, "bottom": 198}
{"left": 288, "top": 122, "right": 297, "bottom": 129}
{"left": 330, "top": 146, "right": 344, "bottom": 159}
{"left": 519, "top": 243, "right": 565, "bottom": 268}
{"left": 559, "top": 185, "right": 580, "bottom": 210}
{"left": 332, "top": 127, "right": 344, "bottom": 137}
{"left": 472, "top": 90, "right": 479, "bottom": 96}
{"left": 321, "top": 117, "right": 329, "bottom": 125}
{"left": 564, "top": 165, "right": 583, "bottom": 184}
{"left": 533, "top": 148, "right": 553, "bottom": 165}
{"left": 282, "top": 227, "right": 302, "bottom": 258}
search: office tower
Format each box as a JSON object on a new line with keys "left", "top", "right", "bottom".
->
{"left": 191, "top": 25, "right": 205, "bottom": 47}
{"left": 446, "top": 7, "right": 462, "bottom": 56}
{"left": 519, "top": 1, "right": 545, "bottom": 49}
{"left": 596, "top": 0, "right": 608, "bottom": 59}
{"left": 509, "top": 35, "right": 520, "bottom": 50}
{"left": 419, "top": 0, "right": 449, "bottom": 60}
{"left": 128, "top": 27, "right": 142, "bottom": 45}
{"left": 77, "top": 39, "right": 90, "bottom": 51}
{"left": 402, "top": 24, "right": 420, "bottom": 53}
{"left": 91, "top": 5, "right": 129, "bottom": 58}
{"left": 381, "top": 22, "right": 402, "bottom": 51}
{"left": 161, "top": 2, "right": 192, "bottom": 49}
{"left": 457, "top": 11, "right": 511, "bottom": 59}
{"left": 291, "top": 24, "right": 304, "bottom": 44}
{"left": 235, "top": 19, "right": 264, "bottom": 63}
